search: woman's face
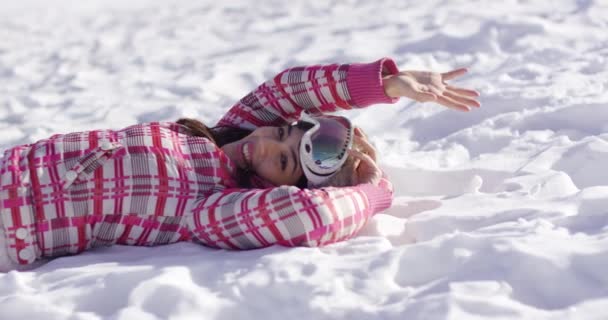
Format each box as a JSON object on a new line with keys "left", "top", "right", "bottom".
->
{"left": 221, "top": 125, "right": 306, "bottom": 186}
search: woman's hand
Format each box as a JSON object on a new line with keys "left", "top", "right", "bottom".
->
{"left": 349, "top": 127, "right": 382, "bottom": 186}
{"left": 383, "top": 68, "right": 481, "bottom": 112}
{"left": 354, "top": 127, "right": 377, "bottom": 161}
{"left": 349, "top": 149, "right": 382, "bottom": 186}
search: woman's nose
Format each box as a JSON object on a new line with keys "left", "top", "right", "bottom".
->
{"left": 257, "top": 138, "right": 281, "bottom": 158}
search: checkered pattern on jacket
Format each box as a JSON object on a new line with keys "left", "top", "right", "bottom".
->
{"left": 0, "top": 58, "right": 398, "bottom": 265}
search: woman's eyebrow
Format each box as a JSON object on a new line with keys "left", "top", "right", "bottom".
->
{"left": 288, "top": 125, "right": 299, "bottom": 175}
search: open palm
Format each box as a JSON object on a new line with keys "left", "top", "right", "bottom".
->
{"left": 383, "top": 68, "right": 481, "bottom": 111}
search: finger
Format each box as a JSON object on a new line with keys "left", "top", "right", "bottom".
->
{"left": 354, "top": 127, "right": 362, "bottom": 137}
{"left": 443, "top": 90, "right": 481, "bottom": 108}
{"left": 349, "top": 149, "right": 381, "bottom": 185}
{"left": 349, "top": 150, "right": 380, "bottom": 183}
{"left": 352, "top": 157, "right": 362, "bottom": 175}
{"left": 446, "top": 85, "right": 480, "bottom": 97}
{"left": 436, "top": 95, "right": 471, "bottom": 112}
{"left": 428, "top": 85, "right": 444, "bottom": 97}
{"left": 354, "top": 135, "right": 377, "bottom": 162}
{"left": 354, "top": 128, "right": 373, "bottom": 160}
{"left": 348, "top": 149, "right": 378, "bottom": 168}
{"left": 354, "top": 127, "right": 368, "bottom": 139}
{"left": 441, "top": 68, "right": 468, "bottom": 81}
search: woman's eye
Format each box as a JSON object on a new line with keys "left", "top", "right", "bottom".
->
{"left": 278, "top": 127, "right": 284, "bottom": 140}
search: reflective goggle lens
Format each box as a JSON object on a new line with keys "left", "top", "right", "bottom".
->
{"left": 300, "top": 116, "right": 352, "bottom": 170}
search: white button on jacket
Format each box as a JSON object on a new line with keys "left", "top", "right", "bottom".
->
{"left": 15, "top": 228, "right": 28, "bottom": 240}
{"left": 18, "top": 248, "right": 34, "bottom": 262}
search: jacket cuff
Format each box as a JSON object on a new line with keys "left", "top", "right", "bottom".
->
{"left": 346, "top": 57, "right": 400, "bottom": 107}
{"left": 358, "top": 183, "right": 394, "bottom": 214}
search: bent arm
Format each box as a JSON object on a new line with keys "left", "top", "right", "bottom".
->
{"left": 187, "top": 176, "right": 393, "bottom": 249}
{"left": 216, "top": 58, "right": 400, "bottom": 130}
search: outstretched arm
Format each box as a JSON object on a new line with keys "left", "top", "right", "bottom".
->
{"left": 217, "top": 58, "right": 401, "bottom": 130}
{"left": 187, "top": 175, "right": 393, "bottom": 249}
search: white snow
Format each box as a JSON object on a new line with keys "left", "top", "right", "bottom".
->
{"left": 1, "top": 0, "right": 607, "bottom": 319}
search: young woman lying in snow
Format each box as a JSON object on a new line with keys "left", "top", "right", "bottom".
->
{"left": 0, "top": 58, "right": 480, "bottom": 271}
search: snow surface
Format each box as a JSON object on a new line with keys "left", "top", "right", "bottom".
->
{"left": 1, "top": 0, "right": 608, "bottom": 319}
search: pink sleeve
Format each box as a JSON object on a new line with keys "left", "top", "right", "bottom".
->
{"left": 187, "top": 179, "right": 394, "bottom": 249}
{"left": 216, "top": 58, "right": 400, "bottom": 130}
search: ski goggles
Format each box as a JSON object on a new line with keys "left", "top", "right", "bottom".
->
{"left": 293, "top": 112, "right": 354, "bottom": 186}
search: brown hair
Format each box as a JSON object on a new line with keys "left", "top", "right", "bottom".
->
{"left": 176, "top": 118, "right": 254, "bottom": 187}
{"left": 175, "top": 118, "right": 252, "bottom": 148}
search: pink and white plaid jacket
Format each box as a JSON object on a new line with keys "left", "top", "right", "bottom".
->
{"left": 0, "top": 58, "right": 398, "bottom": 265}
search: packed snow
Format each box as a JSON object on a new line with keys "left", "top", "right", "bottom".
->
{"left": 1, "top": 0, "right": 607, "bottom": 319}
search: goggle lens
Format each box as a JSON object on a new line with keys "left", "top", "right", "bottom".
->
{"left": 298, "top": 116, "right": 352, "bottom": 170}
